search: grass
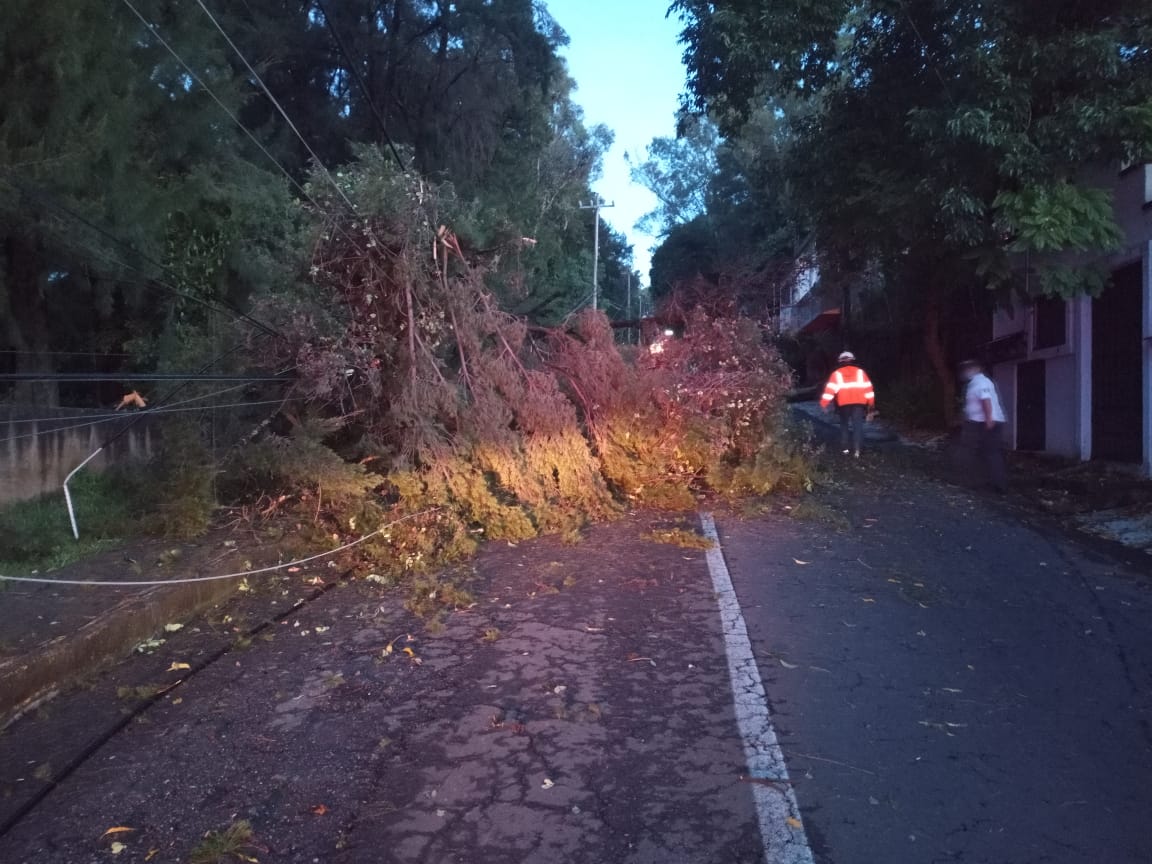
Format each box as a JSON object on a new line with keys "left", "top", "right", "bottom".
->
{"left": 0, "top": 471, "right": 141, "bottom": 574}
{"left": 188, "top": 820, "right": 259, "bottom": 864}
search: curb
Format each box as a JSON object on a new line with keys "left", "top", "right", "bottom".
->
{"left": 0, "top": 578, "right": 237, "bottom": 727}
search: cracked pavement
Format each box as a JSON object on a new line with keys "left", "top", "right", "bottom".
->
{"left": 2, "top": 453, "right": 1152, "bottom": 863}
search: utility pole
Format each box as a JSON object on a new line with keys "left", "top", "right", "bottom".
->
{"left": 626, "top": 271, "right": 632, "bottom": 341}
{"left": 579, "top": 196, "right": 615, "bottom": 311}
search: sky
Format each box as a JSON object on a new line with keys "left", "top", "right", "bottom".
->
{"left": 543, "top": 0, "right": 688, "bottom": 287}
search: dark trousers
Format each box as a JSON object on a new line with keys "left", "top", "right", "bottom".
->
{"left": 962, "top": 421, "right": 1008, "bottom": 491}
{"left": 838, "top": 404, "right": 866, "bottom": 453}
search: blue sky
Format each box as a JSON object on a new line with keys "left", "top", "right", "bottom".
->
{"left": 544, "top": 0, "right": 688, "bottom": 286}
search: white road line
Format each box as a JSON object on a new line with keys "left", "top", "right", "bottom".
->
{"left": 700, "top": 512, "right": 815, "bottom": 864}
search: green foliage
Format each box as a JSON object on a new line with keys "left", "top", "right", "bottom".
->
{"left": 188, "top": 820, "right": 258, "bottom": 864}
{"left": 996, "top": 183, "right": 1124, "bottom": 255}
{"left": 140, "top": 421, "right": 216, "bottom": 540}
{"left": 0, "top": 472, "right": 137, "bottom": 571}
{"left": 673, "top": 0, "right": 1152, "bottom": 409}
{"left": 249, "top": 159, "right": 812, "bottom": 579}
{"left": 628, "top": 116, "right": 720, "bottom": 236}
{"left": 225, "top": 418, "right": 379, "bottom": 505}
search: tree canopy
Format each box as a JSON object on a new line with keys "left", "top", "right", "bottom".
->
{"left": 0, "top": 0, "right": 630, "bottom": 405}
{"left": 668, "top": 0, "right": 1152, "bottom": 411}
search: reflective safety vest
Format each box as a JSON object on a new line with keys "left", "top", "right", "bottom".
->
{"left": 820, "top": 364, "right": 875, "bottom": 408}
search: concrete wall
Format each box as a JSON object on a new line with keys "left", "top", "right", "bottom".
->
{"left": 1045, "top": 353, "right": 1079, "bottom": 457}
{"left": 0, "top": 408, "right": 154, "bottom": 505}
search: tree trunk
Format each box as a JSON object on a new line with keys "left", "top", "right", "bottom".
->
{"left": 923, "top": 282, "right": 955, "bottom": 427}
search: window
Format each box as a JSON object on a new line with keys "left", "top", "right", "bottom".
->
{"left": 1034, "top": 297, "right": 1066, "bottom": 350}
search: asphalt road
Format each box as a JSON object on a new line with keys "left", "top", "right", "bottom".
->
{"left": 1, "top": 449, "right": 1151, "bottom": 863}
{"left": 718, "top": 458, "right": 1152, "bottom": 863}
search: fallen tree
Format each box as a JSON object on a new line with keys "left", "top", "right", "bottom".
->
{"left": 237, "top": 154, "right": 812, "bottom": 576}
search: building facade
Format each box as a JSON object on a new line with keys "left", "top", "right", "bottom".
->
{"left": 989, "top": 164, "right": 1152, "bottom": 473}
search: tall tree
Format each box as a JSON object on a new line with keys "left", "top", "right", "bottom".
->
{"left": 674, "top": 0, "right": 1152, "bottom": 405}
{"left": 0, "top": 0, "right": 295, "bottom": 405}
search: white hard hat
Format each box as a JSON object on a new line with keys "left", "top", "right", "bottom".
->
{"left": 838, "top": 351, "right": 856, "bottom": 363}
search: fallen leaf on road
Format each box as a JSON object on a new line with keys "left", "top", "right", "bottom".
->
{"left": 163, "top": 623, "right": 183, "bottom": 633}
{"left": 310, "top": 804, "right": 328, "bottom": 816}
{"left": 110, "top": 842, "right": 127, "bottom": 855}
{"left": 145, "top": 850, "right": 158, "bottom": 861}
{"left": 101, "top": 827, "right": 134, "bottom": 838}
{"left": 793, "top": 559, "right": 810, "bottom": 566}
{"left": 171, "top": 698, "right": 183, "bottom": 705}
{"left": 868, "top": 796, "right": 880, "bottom": 805}
{"left": 287, "top": 566, "right": 301, "bottom": 573}
{"left": 541, "top": 778, "right": 555, "bottom": 790}
{"left": 167, "top": 662, "right": 191, "bottom": 672}
{"left": 779, "top": 659, "right": 799, "bottom": 669}
{"left": 314, "top": 626, "right": 330, "bottom": 634}
{"left": 786, "top": 817, "right": 803, "bottom": 829}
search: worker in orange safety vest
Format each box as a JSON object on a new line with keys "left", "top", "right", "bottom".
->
{"left": 820, "top": 351, "right": 876, "bottom": 458}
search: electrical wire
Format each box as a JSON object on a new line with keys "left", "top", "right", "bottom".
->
{"left": 115, "top": 0, "right": 365, "bottom": 254}
{"left": 0, "top": 399, "right": 295, "bottom": 445}
{"left": 192, "top": 0, "right": 365, "bottom": 220}
{"left": 0, "top": 372, "right": 294, "bottom": 382}
{"left": 0, "top": 350, "right": 134, "bottom": 358}
{"left": 0, "top": 511, "right": 435, "bottom": 586}
{"left": 311, "top": 0, "right": 406, "bottom": 172}
{"left": 118, "top": 0, "right": 318, "bottom": 207}
{"left": 0, "top": 380, "right": 291, "bottom": 442}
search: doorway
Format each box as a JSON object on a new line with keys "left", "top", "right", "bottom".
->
{"left": 1092, "top": 262, "right": 1143, "bottom": 462}
{"left": 1016, "top": 360, "right": 1046, "bottom": 451}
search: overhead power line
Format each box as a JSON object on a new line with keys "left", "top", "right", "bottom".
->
{"left": 0, "top": 398, "right": 296, "bottom": 445}
{"left": 0, "top": 372, "right": 294, "bottom": 382}
{"left": 192, "top": 0, "right": 367, "bottom": 220}
{"left": 116, "top": 0, "right": 365, "bottom": 254}
{"left": 0, "top": 350, "right": 134, "bottom": 358}
{"left": 312, "top": 0, "right": 407, "bottom": 172}
{"left": 119, "top": 0, "right": 313, "bottom": 202}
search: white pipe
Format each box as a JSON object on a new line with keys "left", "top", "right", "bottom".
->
{"left": 63, "top": 447, "right": 104, "bottom": 540}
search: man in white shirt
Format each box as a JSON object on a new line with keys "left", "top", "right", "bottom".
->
{"left": 959, "top": 359, "right": 1007, "bottom": 492}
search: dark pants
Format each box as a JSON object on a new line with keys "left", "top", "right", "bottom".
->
{"left": 838, "top": 404, "right": 866, "bottom": 453}
{"left": 962, "top": 421, "right": 1008, "bottom": 491}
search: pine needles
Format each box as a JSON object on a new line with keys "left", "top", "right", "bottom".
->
{"left": 243, "top": 156, "right": 813, "bottom": 577}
